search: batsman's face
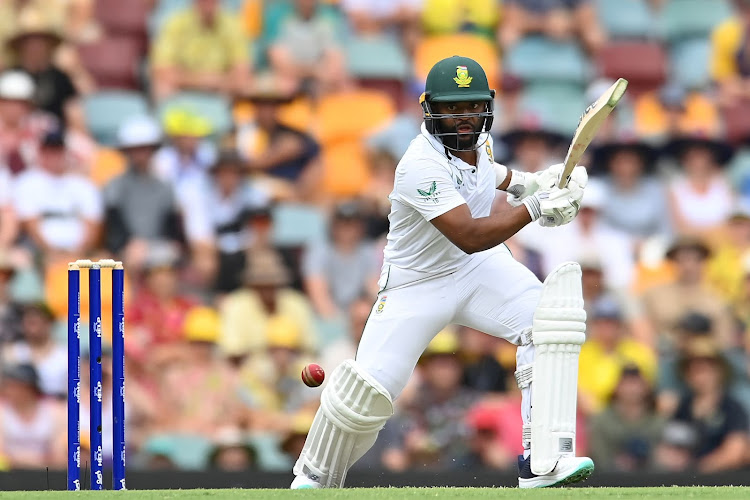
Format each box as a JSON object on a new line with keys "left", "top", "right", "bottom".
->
{"left": 432, "top": 101, "right": 484, "bottom": 147}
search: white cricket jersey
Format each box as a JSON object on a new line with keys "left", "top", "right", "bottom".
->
{"left": 382, "top": 123, "right": 498, "bottom": 279}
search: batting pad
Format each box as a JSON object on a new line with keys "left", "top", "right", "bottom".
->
{"left": 294, "top": 359, "right": 393, "bottom": 488}
{"left": 530, "top": 262, "right": 587, "bottom": 476}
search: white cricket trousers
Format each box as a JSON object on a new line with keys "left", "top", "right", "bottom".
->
{"left": 356, "top": 244, "right": 540, "bottom": 431}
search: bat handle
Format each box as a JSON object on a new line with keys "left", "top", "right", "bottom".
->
{"left": 557, "top": 174, "right": 570, "bottom": 189}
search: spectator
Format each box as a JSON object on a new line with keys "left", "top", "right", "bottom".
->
{"left": 588, "top": 366, "right": 665, "bottom": 471}
{"left": 381, "top": 329, "right": 479, "bottom": 470}
{"left": 422, "top": 0, "right": 500, "bottom": 39}
{"left": 103, "top": 116, "right": 182, "bottom": 264}
{"left": 0, "top": 252, "right": 22, "bottom": 344}
{"left": 0, "top": 363, "right": 66, "bottom": 469}
{"left": 6, "top": 9, "right": 77, "bottom": 123}
{"left": 731, "top": 253, "right": 750, "bottom": 352}
{"left": 634, "top": 84, "right": 721, "bottom": 143}
{"left": 320, "top": 294, "right": 372, "bottom": 372}
{"left": 461, "top": 400, "right": 519, "bottom": 470}
{"left": 660, "top": 337, "right": 749, "bottom": 472}
{"left": 153, "top": 108, "right": 216, "bottom": 193}
{"left": 2, "top": 302, "right": 65, "bottom": 398}
{"left": 236, "top": 76, "right": 322, "bottom": 202}
{"left": 341, "top": 0, "right": 422, "bottom": 48}
{"left": 459, "top": 326, "right": 510, "bottom": 393}
{"left": 303, "top": 201, "right": 379, "bottom": 319}
{"left": 706, "top": 203, "right": 750, "bottom": 303}
{"left": 208, "top": 427, "right": 257, "bottom": 471}
{"left": 238, "top": 315, "right": 317, "bottom": 428}
{"left": 500, "top": 119, "right": 564, "bottom": 175}
{"left": 666, "top": 134, "right": 735, "bottom": 236}
{"left": 498, "top": 0, "right": 605, "bottom": 54}
{"left": 279, "top": 412, "right": 315, "bottom": 466}
{"left": 711, "top": 0, "right": 750, "bottom": 108}
{"left": 641, "top": 236, "right": 735, "bottom": 350}
{"left": 578, "top": 297, "right": 657, "bottom": 415}
{"left": 516, "top": 180, "right": 635, "bottom": 292}
{"left": 13, "top": 128, "right": 102, "bottom": 260}
{"left": 219, "top": 248, "right": 317, "bottom": 359}
{"left": 594, "top": 138, "right": 671, "bottom": 244}
{"left": 126, "top": 242, "right": 198, "bottom": 357}
{"left": 267, "top": 0, "right": 349, "bottom": 95}
{"left": 0, "top": 70, "right": 54, "bottom": 174}
{"left": 156, "top": 305, "right": 242, "bottom": 436}
{"left": 150, "top": 0, "right": 250, "bottom": 100}
{"left": 200, "top": 151, "right": 269, "bottom": 293}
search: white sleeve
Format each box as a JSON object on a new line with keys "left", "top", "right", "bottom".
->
{"left": 76, "top": 178, "right": 103, "bottom": 221}
{"left": 13, "top": 173, "right": 38, "bottom": 219}
{"left": 395, "top": 160, "right": 466, "bottom": 221}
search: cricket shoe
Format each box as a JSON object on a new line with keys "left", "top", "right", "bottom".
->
{"left": 290, "top": 475, "right": 323, "bottom": 489}
{"left": 517, "top": 455, "right": 594, "bottom": 488}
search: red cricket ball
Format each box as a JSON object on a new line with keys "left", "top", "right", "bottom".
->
{"left": 301, "top": 363, "right": 325, "bottom": 387}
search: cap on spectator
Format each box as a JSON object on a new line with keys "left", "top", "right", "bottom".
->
{"left": 0, "top": 250, "right": 17, "bottom": 276}
{"left": 661, "top": 421, "right": 697, "bottom": 449}
{"left": 163, "top": 108, "right": 213, "bottom": 138}
{"left": 2, "top": 363, "right": 40, "bottom": 392}
{"left": 183, "top": 306, "right": 221, "bottom": 344}
{"left": 265, "top": 315, "right": 302, "bottom": 350}
{"left": 727, "top": 200, "right": 750, "bottom": 222}
{"left": 423, "top": 327, "right": 459, "bottom": 357}
{"left": 333, "top": 200, "right": 365, "bottom": 221}
{"left": 208, "top": 427, "right": 257, "bottom": 468}
{"left": 592, "top": 297, "right": 622, "bottom": 321}
{"left": 676, "top": 312, "right": 712, "bottom": 335}
{"left": 664, "top": 132, "right": 734, "bottom": 166}
{"left": 466, "top": 403, "right": 500, "bottom": 433}
{"left": 22, "top": 301, "right": 55, "bottom": 321}
{"left": 580, "top": 179, "right": 605, "bottom": 211}
{"left": 117, "top": 115, "right": 162, "bottom": 150}
{"left": 665, "top": 236, "right": 710, "bottom": 261}
{"left": 501, "top": 111, "right": 566, "bottom": 150}
{"left": 6, "top": 9, "right": 63, "bottom": 50}
{"left": 281, "top": 412, "right": 315, "bottom": 455}
{"left": 240, "top": 72, "right": 297, "bottom": 104}
{"left": 143, "top": 241, "right": 181, "bottom": 271}
{"left": 659, "top": 83, "right": 688, "bottom": 110}
{"left": 677, "top": 336, "right": 730, "bottom": 382}
{"left": 0, "top": 70, "right": 35, "bottom": 101}
{"left": 590, "top": 136, "right": 657, "bottom": 175}
{"left": 210, "top": 149, "right": 247, "bottom": 174}
{"left": 41, "top": 128, "right": 66, "bottom": 149}
{"left": 243, "top": 250, "right": 291, "bottom": 287}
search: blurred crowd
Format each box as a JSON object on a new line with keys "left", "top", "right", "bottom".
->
{"left": 1, "top": 0, "right": 750, "bottom": 476}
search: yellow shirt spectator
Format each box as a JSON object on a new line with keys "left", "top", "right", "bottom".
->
{"left": 578, "top": 338, "right": 657, "bottom": 414}
{"left": 422, "top": 0, "right": 501, "bottom": 38}
{"left": 152, "top": 8, "right": 247, "bottom": 74}
{"left": 711, "top": 18, "right": 743, "bottom": 82}
{"left": 150, "top": 4, "right": 249, "bottom": 100}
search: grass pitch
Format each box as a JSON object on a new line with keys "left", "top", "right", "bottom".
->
{"left": 0, "top": 488, "right": 748, "bottom": 499}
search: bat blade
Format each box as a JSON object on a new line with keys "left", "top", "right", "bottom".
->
{"left": 557, "top": 78, "right": 628, "bottom": 188}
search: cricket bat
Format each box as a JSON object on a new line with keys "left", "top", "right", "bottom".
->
{"left": 557, "top": 78, "right": 629, "bottom": 189}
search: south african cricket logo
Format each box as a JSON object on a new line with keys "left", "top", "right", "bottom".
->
{"left": 454, "top": 66, "right": 472, "bottom": 88}
{"left": 376, "top": 295, "right": 387, "bottom": 314}
{"left": 417, "top": 181, "right": 440, "bottom": 204}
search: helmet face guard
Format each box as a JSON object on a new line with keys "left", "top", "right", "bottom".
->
{"left": 421, "top": 91, "right": 495, "bottom": 152}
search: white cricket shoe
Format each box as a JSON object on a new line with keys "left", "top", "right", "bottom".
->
{"left": 290, "top": 475, "right": 323, "bottom": 489}
{"left": 517, "top": 455, "right": 594, "bottom": 488}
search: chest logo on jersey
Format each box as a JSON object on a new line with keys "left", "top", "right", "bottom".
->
{"left": 486, "top": 143, "right": 493, "bottom": 163}
{"left": 417, "top": 181, "right": 440, "bottom": 204}
{"left": 376, "top": 295, "right": 387, "bottom": 314}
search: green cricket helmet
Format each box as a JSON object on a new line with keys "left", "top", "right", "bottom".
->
{"left": 420, "top": 55, "right": 495, "bottom": 152}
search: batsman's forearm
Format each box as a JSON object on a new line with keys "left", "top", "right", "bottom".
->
{"left": 461, "top": 205, "right": 532, "bottom": 253}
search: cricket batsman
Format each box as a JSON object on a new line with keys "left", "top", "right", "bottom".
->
{"left": 291, "top": 56, "right": 593, "bottom": 489}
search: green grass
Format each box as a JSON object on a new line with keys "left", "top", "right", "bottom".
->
{"left": 0, "top": 488, "right": 748, "bottom": 499}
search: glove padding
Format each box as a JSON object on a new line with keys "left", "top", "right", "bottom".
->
{"left": 506, "top": 164, "right": 566, "bottom": 207}
{"left": 522, "top": 166, "right": 588, "bottom": 227}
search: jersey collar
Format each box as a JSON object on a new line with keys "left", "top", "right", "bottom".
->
{"left": 420, "top": 123, "right": 489, "bottom": 170}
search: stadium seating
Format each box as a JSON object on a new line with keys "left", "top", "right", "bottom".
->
{"left": 316, "top": 89, "right": 396, "bottom": 145}
{"left": 346, "top": 36, "right": 411, "bottom": 81}
{"left": 670, "top": 37, "right": 712, "bottom": 90}
{"left": 657, "top": 0, "right": 733, "bottom": 42}
{"left": 157, "top": 92, "right": 233, "bottom": 140}
{"left": 94, "top": 0, "right": 150, "bottom": 50}
{"left": 77, "top": 37, "right": 142, "bottom": 90}
{"left": 504, "top": 36, "right": 590, "bottom": 86}
{"left": 321, "top": 139, "right": 371, "bottom": 198}
{"left": 595, "top": 0, "right": 655, "bottom": 40}
{"left": 518, "top": 82, "right": 587, "bottom": 136}
{"left": 596, "top": 41, "right": 668, "bottom": 95}
{"left": 82, "top": 91, "right": 151, "bottom": 147}
{"left": 414, "top": 34, "right": 500, "bottom": 89}
{"left": 271, "top": 204, "right": 328, "bottom": 247}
